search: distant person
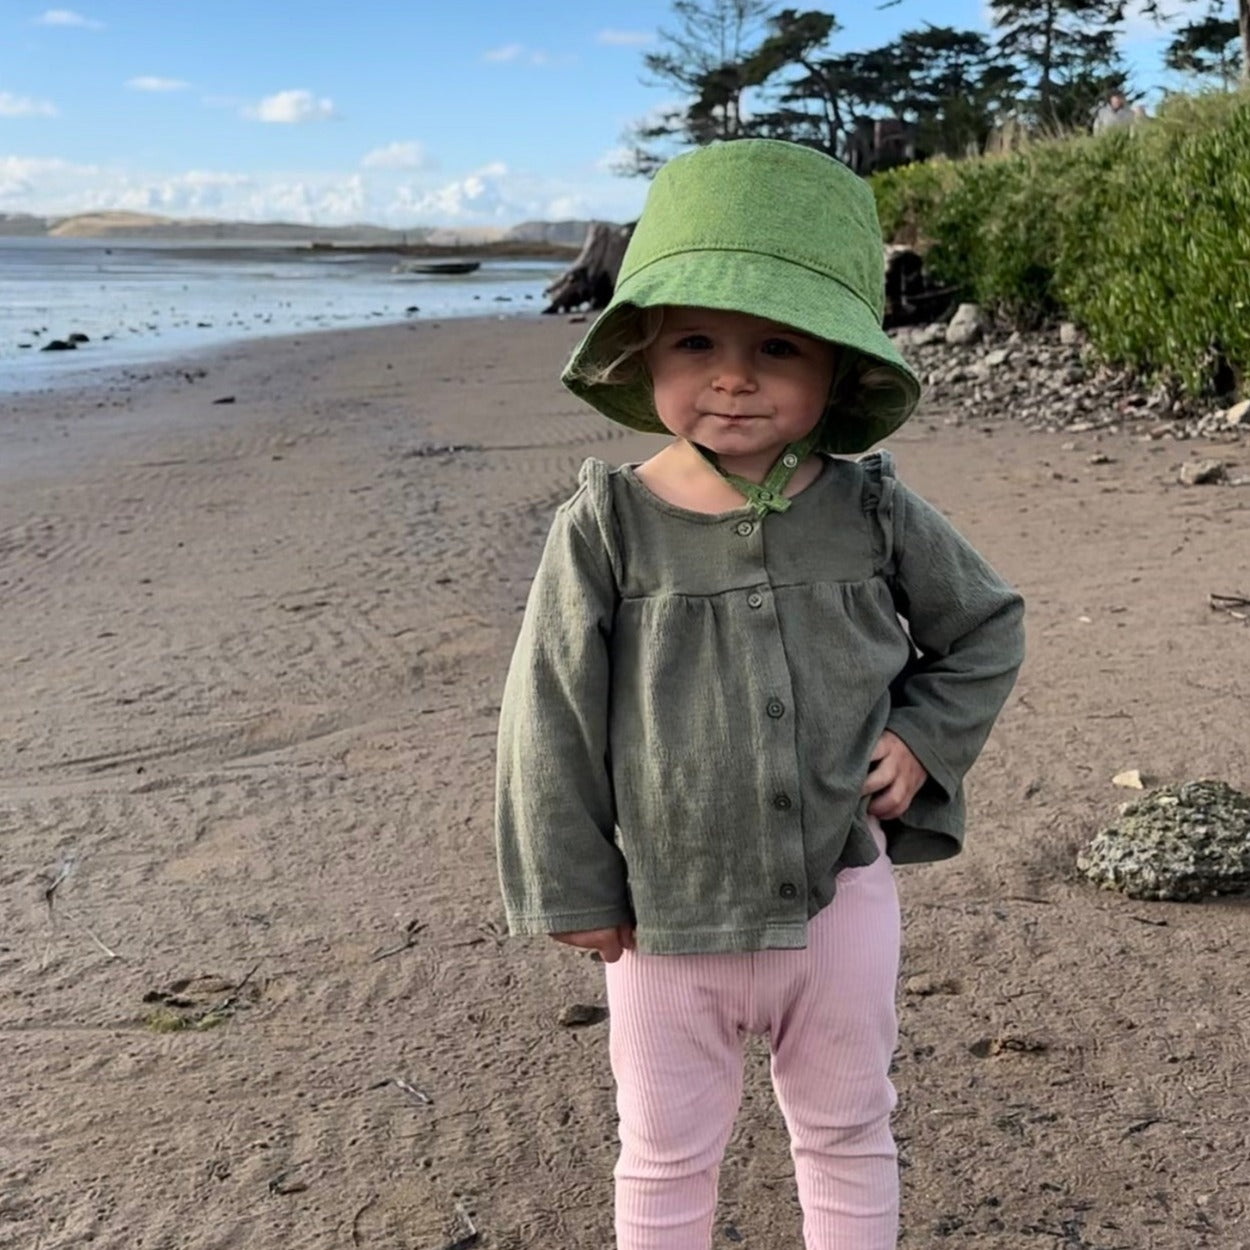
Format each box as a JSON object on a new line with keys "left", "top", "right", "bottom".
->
{"left": 496, "top": 139, "right": 1025, "bottom": 1250}
{"left": 1093, "top": 90, "right": 1135, "bottom": 133}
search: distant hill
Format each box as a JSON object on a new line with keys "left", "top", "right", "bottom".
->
{"left": 39, "top": 211, "right": 427, "bottom": 244}
{"left": 0, "top": 210, "right": 618, "bottom": 246}
{"left": 507, "top": 220, "right": 607, "bottom": 247}
{"left": 0, "top": 213, "right": 53, "bottom": 236}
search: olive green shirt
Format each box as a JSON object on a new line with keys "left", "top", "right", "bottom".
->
{"left": 495, "top": 452, "right": 1024, "bottom": 954}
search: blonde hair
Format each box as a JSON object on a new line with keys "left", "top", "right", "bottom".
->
{"left": 571, "top": 303, "right": 912, "bottom": 430}
{"left": 569, "top": 306, "right": 665, "bottom": 388}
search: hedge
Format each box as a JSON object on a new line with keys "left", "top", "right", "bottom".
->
{"left": 870, "top": 90, "right": 1250, "bottom": 398}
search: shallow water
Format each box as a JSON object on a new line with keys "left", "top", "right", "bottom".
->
{"left": 0, "top": 238, "right": 566, "bottom": 393}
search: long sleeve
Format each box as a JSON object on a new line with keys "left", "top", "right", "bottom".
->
{"left": 495, "top": 484, "right": 631, "bottom": 935}
{"left": 884, "top": 482, "right": 1025, "bottom": 859}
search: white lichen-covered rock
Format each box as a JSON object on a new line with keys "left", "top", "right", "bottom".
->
{"left": 1078, "top": 780, "right": 1250, "bottom": 901}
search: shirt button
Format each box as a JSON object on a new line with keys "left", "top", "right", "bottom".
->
{"left": 779, "top": 883, "right": 798, "bottom": 900}
{"left": 735, "top": 520, "right": 754, "bottom": 537}
{"left": 766, "top": 699, "right": 785, "bottom": 719}
{"left": 781, "top": 452, "right": 799, "bottom": 469}
{"left": 773, "top": 793, "right": 792, "bottom": 811}
{"left": 747, "top": 591, "right": 764, "bottom": 609}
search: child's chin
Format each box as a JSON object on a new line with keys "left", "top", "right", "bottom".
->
{"left": 701, "top": 430, "right": 775, "bottom": 456}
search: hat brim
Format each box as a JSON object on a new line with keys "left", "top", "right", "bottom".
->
{"left": 562, "top": 249, "right": 922, "bottom": 455}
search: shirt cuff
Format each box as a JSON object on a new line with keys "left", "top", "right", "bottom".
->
{"left": 883, "top": 712, "right": 959, "bottom": 800}
{"left": 506, "top": 905, "right": 633, "bottom": 936}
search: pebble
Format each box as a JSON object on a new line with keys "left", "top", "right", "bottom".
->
{"left": 558, "top": 1003, "right": 604, "bottom": 1028}
{"left": 1179, "top": 458, "right": 1226, "bottom": 486}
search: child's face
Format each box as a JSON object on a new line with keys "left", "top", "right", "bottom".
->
{"left": 643, "top": 307, "right": 837, "bottom": 464}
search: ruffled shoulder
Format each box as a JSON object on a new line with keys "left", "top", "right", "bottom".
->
{"left": 855, "top": 449, "right": 900, "bottom": 581}
{"left": 565, "top": 458, "right": 624, "bottom": 587}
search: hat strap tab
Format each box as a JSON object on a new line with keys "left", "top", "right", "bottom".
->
{"left": 693, "top": 430, "right": 820, "bottom": 518}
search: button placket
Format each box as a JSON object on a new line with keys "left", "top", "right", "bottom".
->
{"left": 729, "top": 508, "right": 806, "bottom": 924}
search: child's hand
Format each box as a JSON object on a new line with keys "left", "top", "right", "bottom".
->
{"left": 552, "top": 925, "right": 635, "bottom": 963}
{"left": 861, "top": 730, "right": 928, "bottom": 820}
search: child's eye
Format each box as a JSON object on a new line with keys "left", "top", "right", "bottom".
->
{"left": 762, "top": 338, "right": 800, "bottom": 358}
{"left": 673, "top": 334, "right": 713, "bottom": 351}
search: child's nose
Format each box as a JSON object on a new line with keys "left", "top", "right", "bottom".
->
{"left": 712, "top": 351, "right": 758, "bottom": 392}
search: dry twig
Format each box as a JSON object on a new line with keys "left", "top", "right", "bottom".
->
{"left": 40, "top": 854, "right": 121, "bottom": 962}
{"left": 1210, "top": 591, "right": 1250, "bottom": 619}
{"left": 370, "top": 918, "right": 427, "bottom": 962}
{"left": 393, "top": 1078, "right": 433, "bottom": 1105}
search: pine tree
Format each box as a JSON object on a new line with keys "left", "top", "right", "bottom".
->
{"left": 988, "top": 0, "right": 1127, "bottom": 128}
{"left": 1165, "top": 13, "right": 1243, "bottom": 85}
{"left": 618, "top": 0, "right": 779, "bottom": 174}
{"left": 1143, "top": 0, "right": 1249, "bottom": 85}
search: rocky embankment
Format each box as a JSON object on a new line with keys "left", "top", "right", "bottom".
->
{"left": 892, "top": 304, "right": 1248, "bottom": 448}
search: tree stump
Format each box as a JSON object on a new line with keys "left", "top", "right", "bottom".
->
{"left": 543, "top": 221, "right": 635, "bottom": 315}
{"left": 883, "top": 245, "right": 955, "bottom": 328}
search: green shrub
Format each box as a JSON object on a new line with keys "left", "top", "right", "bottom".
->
{"left": 1059, "top": 92, "right": 1250, "bottom": 395}
{"left": 870, "top": 159, "right": 959, "bottom": 246}
{"left": 871, "top": 88, "right": 1250, "bottom": 398}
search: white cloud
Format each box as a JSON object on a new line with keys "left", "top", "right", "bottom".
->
{"left": 0, "top": 155, "right": 95, "bottom": 203}
{"left": 246, "top": 89, "right": 336, "bottom": 124}
{"left": 482, "top": 43, "right": 573, "bottom": 67}
{"left": 0, "top": 91, "right": 59, "bottom": 117}
{"left": 545, "top": 194, "right": 591, "bottom": 219}
{"left": 595, "top": 145, "right": 636, "bottom": 173}
{"left": 597, "top": 29, "right": 653, "bottom": 47}
{"left": 35, "top": 8, "right": 102, "bottom": 27}
{"left": 127, "top": 76, "right": 190, "bottom": 93}
{"left": 0, "top": 150, "right": 648, "bottom": 227}
{"left": 483, "top": 43, "right": 524, "bottom": 62}
{"left": 361, "top": 141, "right": 428, "bottom": 170}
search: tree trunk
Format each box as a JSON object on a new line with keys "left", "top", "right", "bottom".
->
{"left": 542, "top": 222, "right": 635, "bottom": 315}
{"left": 1040, "top": 0, "right": 1056, "bottom": 126}
{"left": 1241, "top": 0, "right": 1249, "bottom": 83}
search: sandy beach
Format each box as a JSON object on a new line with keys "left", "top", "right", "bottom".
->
{"left": 2, "top": 316, "right": 1248, "bottom": 1250}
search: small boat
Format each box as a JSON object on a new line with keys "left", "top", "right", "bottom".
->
{"left": 392, "top": 259, "right": 481, "bottom": 276}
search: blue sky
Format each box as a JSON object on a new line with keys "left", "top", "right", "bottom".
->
{"left": 0, "top": 2, "right": 1194, "bottom": 228}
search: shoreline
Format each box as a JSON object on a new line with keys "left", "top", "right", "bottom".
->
{"left": 0, "top": 307, "right": 551, "bottom": 403}
{"left": 1, "top": 240, "right": 564, "bottom": 395}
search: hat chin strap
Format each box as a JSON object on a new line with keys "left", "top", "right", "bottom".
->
{"left": 692, "top": 428, "right": 821, "bottom": 518}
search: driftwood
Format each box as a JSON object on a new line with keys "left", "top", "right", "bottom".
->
{"left": 883, "top": 245, "right": 955, "bottom": 328}
{"left": 543, "top": 221, "right": 635, "bottom": 315}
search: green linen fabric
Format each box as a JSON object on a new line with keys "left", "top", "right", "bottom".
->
{"left": 495, "top": 454, "right": 1025, "bottom": 955}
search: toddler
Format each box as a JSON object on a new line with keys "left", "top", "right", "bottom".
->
{"left": 496, "top": 139, "right": 1025, "bottom": 1250}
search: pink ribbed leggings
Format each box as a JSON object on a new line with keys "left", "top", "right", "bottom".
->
{"left": 603, "top": 823, "right": 900, "bottom": 1250}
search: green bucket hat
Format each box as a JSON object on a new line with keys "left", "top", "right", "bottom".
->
{"left": 562, "top": 138, "right": 921, "bottom": 458}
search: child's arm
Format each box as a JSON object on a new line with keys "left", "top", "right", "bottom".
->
{"left": 495, "top": 492, "right": 631, "bottom": 938}
{"left": 884, "top": 483, "right": 1026, "bottom": 812}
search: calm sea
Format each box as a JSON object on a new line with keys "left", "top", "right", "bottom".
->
{"left": 0, "top": 238, "right": 568, "bottom": 394}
